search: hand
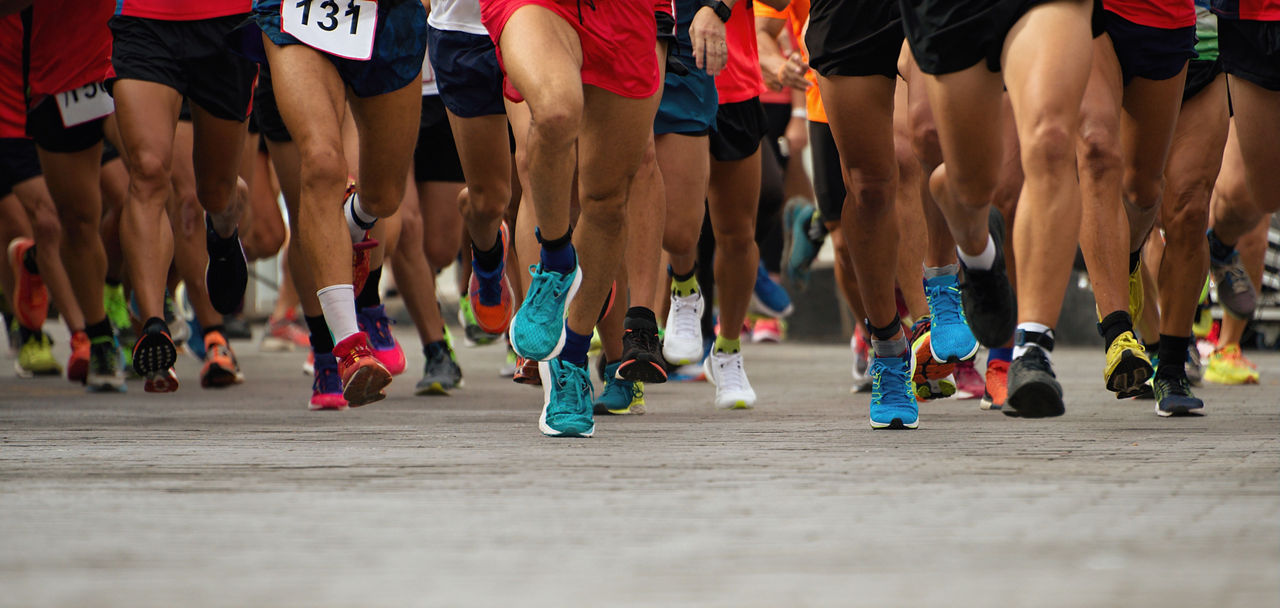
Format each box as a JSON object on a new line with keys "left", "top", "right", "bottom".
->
{"left": 690, "top": 6, "right": 728, "bottom": 76}
{"left": 777, "top": 51, "right": 810, "bottom": 91}
{"left": 784, "top": 113, "right": 808, "bottom": 155}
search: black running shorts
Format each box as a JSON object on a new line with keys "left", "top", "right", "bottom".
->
{"left": 252, "top": 66, "right": 292, "bottom": 143}
{"left": 414, "top": 95, "right": 464, "bottom": 184}
{"left": 1218, "top": 17, "right": 1280, "bottom": 91}
{"left": 710, "top": 97, "right": 769, "bottom": 163}
{"left": 807, "top": 0, "right": 902, "bottom": 79}
{"left": 0, "top": 138, "right": 42, "bottom": 198}
{"left": 901, "top": 0, "right": 1057, "bottom": 75}
{"left": 808, "top": 120, "right": 845, "bottom": 224}
{"left": 1183, "top": 59, "right": 1224, "bottom": 101}
{"left": 1102, "top": 10, "right": 1196, "bottom": 84}
{"left": 25, "top": 95, "right": 105, "bottom": 154}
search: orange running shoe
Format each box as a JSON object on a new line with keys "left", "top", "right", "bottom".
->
{"left": 333, "top": 331, "right": 391, "bottom": 406}
{"left": 67, "top": 331, "right": 90, "bottom": 383}
{"left": 467, "top": 222, "right": 514, "bottom": 335}
{"left": 8, "top": 238, "right": 48, "bottom": 330}
{"left": 512, "top": 355, "right": 541, "bottom": 386}
{"left": 980, "top": 359, "right": 1009, "bottom": 411}
{"left": 201, "top": 330, "right": 244, "bottom": 388}
{"left": 911, "top": 317, "right": 955, "bottom": 382}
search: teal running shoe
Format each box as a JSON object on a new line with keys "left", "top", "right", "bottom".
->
{"left": 539, "top": 359, "right": 595, "bottom": 437}
{"left": 924, "top": 272, "right": 979, "bottom": 363}
{"left": 594, "top": 360, "right": 645, "bottom": 415}
{"left": 869, "top": 350, "right": 919, "bottom": 429}
{"left": 510, "top": 263, "right": 581, "bottom": 361}
{"left": 783, "top": 201, "right": 824, "bottom": 288}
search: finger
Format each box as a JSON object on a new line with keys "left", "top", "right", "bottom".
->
{"left": 692, "top": 33, "right": 705, "bottom": 70}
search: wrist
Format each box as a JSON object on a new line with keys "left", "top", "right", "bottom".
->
{"left": 699, "top": 0, "right": 731, "bottom": 22}
{"left": 791, "top": 108, "right": 807, "bottom": 119}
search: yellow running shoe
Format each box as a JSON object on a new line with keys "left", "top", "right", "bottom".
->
{"left": 16, "top": 329, "right": 61, "bottom": 377}
{"left": 1204, "top": 345, "right": 1260, "bottom": 385}
{"left": 1128, "top": 262, "right": 1144, "bottom": 325}
{"left": 1104, "top": 330, "right": 1154, "bottom": 398}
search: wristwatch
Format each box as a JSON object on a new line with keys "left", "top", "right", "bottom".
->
{"left": 700, "top": 0, "right": 732, "bottom": 22}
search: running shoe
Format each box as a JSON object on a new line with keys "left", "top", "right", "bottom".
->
{"left": 333, "top": 331, "right": 391, "bottom": 406}
{"left": 133, "top": 323, "right": 179, "bottom": 393}
{"left": 1103, "top": 330, "right": 1154, "bottom": 399}
{"left": 67, "top": 331, "right": 90, "bottom": 383}
{"left": 618, "top": 311, "right": 667, "bottom": 383}
{"left": 663, "top": 290, "right": 705, "bottom": 365}
{"left": 911, "top": 317, "right": 955, "bottom": 382}
{"left": 7, "top": 237, "right": 47, "bottom": 330}
{"left": 538, "top": 359, "right": 595, "bottom": 437}
{"left": 457, "top": 295, "right": 501, "bottom": 346}
{"left": 16, "top": 329, "right": 60, "bottom": 377}
{"left": 595, "top": 360, "right": 645, "bottom": 415}
{"left": 204, "top": 214, "right": 248, "bottom": 316}
{"left": 1004, "top": 346, "right": 1064, "bottom": 418}
{"left": 750, "top": 261, "right": 794, "bottom": 318}
{"left": 416, "top": 342, "right": 463, "bottom": 396}
{"left": 262, "top": 311, "right": 311, "bottom": 352}
{"left": 468, "top": 223, "right": 514, "bottom": 335}
{"left": 850, "top": 332, "right": 872, "bottom": 393}
{"left": 513, "top": 355, "right": 541, "bottom": 386}
{"left": 200, "top": 330, "right": 244, "bottom": 388}
{"left": 957, "top": 208, "right": 1017, "bottom": 348}
{"left": 509, "top": 263, "right": 580, "bottom": 361}
{"left": 1153, "top": 375, "right": 1204, "bottom": 417}
{"left": 303, "top": 351, "right": 315, "bottom": 376}
{"left": 351, "top": 235, "right": 379, "bottom": 297}
{"left": 782, "top": 200, "right": 824, "bottom": 288}
{"left": 869, "top": 349, "right": 918, "bottom": 429}
{"left": 1128, "top": 260, "right": 1144, "bottom": 324}
{"left": 358, "top": 304, "right": 406, "bottom": 375}
{"left": 499, "top": 343, "right": 519, "bottom": 377}
{"left": 1203, "top": 345, "right": 1260, "bottom": 385}
{"left": 704, "top": 349, "right": 756, "bottom": 409}
{"left": 979, "top": 358, "right": 1008, "bottom": 411}
{"left": 915, "top": 377, "right": 956, "bottom": 401}
{"left": 104, "top": 283, "right": 132, "bottom": 335}
{"left": 1209, "top": 248, "right": 1257, "bottom": 319}
{"left": 953, "top": 360, "right": 984, "bottom": 399}
{"left": 1185, "top": 342, "right": 1204, "bottom": 387}
{"left": 751, "top": 317, "right": 783, "bottom": 343}
{"left": 165, "top": 292, "right": 190, "bottom": 346}
{"left": 310, "top": 352, "right": 348, "bottom": 411}
{"left": 1192, "top": 280, "right": 1213, "bottom": 338}
{"left": 86, "top": 334, "right": 126, "bottom": 392}
{"left": 924, "top": 272, "right": 979, "bottom": 362}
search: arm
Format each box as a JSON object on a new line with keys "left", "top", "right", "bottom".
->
{"left": 756, "top": 0, "right": 789, "bottom": 10}
{"left": 755, "top": 15, "right": 809, "bottom": 91}
{"left": 689, "top": 0, "right": 739, "bottom": 76}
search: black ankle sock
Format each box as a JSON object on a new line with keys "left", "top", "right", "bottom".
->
{"left": 305, "top": 315, "right": 334, "bottom": 353}
{"left": 1207, "top": 229, "right": 1234, "bottom": 261}
{"left": 472, "top": 238, "right": 503, "bottom": 273}
{"left": 1143, "top": 340, "right": 1160, "bottom": 354}
{"left": 86, "top": 317, "right": 113, "bottom": 340}
{"left": 1156, "top": 334, "right": 1191, "bottom": 381}
{"left": 143, "top": 316, "right": 169, "bottom": 336}
{"left": 670, "top": 264, "right": 697, "bottom": 283}
{"left": 1128, "top": 250, "right": 1142, "bottom": 274}
{"left": 626, "top": 306, "right": 656, "bottom": 324}
{"left": 866, "top": 315, "right": 902, "bottom": 342}
{"left": 356, "top": 266, "right": 382, "bottom": 309}
{"left": 424, "top": 339, "right": 448, "bottom": 358}
{"left": 1097, "top": 311, "right": 1133, "bottom": 351}
{"left": 536, "top": 227, "right": 573, "bottom": 250}
{"left": 22, "top": 246, "right": 38, "bottom": 274}
{"left": 203, "top": 324, "right": 224, "bottom": 338}
{"left": 105, "top": 276, "right": 122, "bottom": 288}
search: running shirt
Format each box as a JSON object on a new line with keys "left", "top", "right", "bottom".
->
{"left": 0, "top": 16, "right": 25, "bottom": 138}
{"left": 715, "top": 0, "right": 765, "bottom": 105}
{"left": 26, "top": 0, "right": 115, "bottom": 100}
{"left": 422, "top": 46, "right": 439, "bottom": 96}
{"left": 1195, "top": 2, "right": 1220, "bottom": 60}
{"left": 429, "top": 0, "right": 487, "bottom": 35}
{"left": 115, "top": 0, "right": 251, "bottom": 20}
{"left": 754, "top": 0, "right": 827, "bottom": 122}
{"left": 1211, "top": 0, "right": 1280, "bottom": 19}
{"left": 1103, "top": 0, "right": 1196, "bottom": 28}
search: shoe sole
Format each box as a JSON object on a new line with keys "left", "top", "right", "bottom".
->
{"left": 343, "top": 365, "right": 391, "bottom": 407}
{"left": 1156, "top": 402, "right": 1205, "bottom": 417}
{"left": 86, "top": 374, "right": 127, "bottom": 393}
{"left": 414, "top": 381, "right": 451, "bottom": 396}
{"left": 144, "top": 371, "right": 179, "bottom": 393}
{"left": 1107, "top": 352, "right": 1154, "bottom": 399}
{"left": 617, "top": 356, "right": 668, "bottom": 384}
{"left": 870, "top": 418, "right": 919, "bottom": 430}
{"left": 309, "top": 402, "right": 349, "bottom": 411}
{"left": 914, "top": 380, "right": 956, "bottom": 401}
{"left": 930, "top": 338, "right": 980, "bottom": 365}
{"left": 133, "top": 333, "right": 178, "bottom": 377}
{"left": 537, "top": 362, "right": 594, "bottom": 437}
{"left": 201, "top": 363, "right": 239, "bottom": 388}
{"left": 1005, "top": 375, "right": 1064, "bottom": 418}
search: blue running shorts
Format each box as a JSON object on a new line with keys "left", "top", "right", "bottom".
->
{"left": 427, "top": 26, "right": 506, "bottom": 118}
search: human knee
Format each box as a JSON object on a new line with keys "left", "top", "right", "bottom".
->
{"left": 1165, "top": 183, "right": 1212, "bottom": 240}
{"left": 195, "top": 175, "right": 240, "bottom": 216}
{"left": 845, "top": 171, "right": 896, "bottom": 214}
{"left": 579, "top": 182, "right": 630, "bottom": 234}
{"left": 462, "top": 182, "right": 511, "bottom": 223}
{"left": 127, "top": 151, "right": 172, "bottom": 201}
{"left": 1122, "top": 171, "right": 1164, "bottom": 212}
{"left": 1023, "top": 119, "right": 1077, "bottom": 176}
{"left": 529, "top": 100, "right": 582, "bottom": 146}
{"left": 910, "top": 118, "right": 942, "bottom": 167}
{"left": 31, "top": 203, "right": 63, "bottom": 246}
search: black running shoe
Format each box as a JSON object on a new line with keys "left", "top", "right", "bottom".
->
{"left": 133, "top": 319, "right": 178, "bottom": 392}
{"left": 1153, "top": 375, "right": 1204, "bottom": 417}
{"left": 958, "top": 208, "right": 1017, "bottom": 348}
{"left": 1005, "top": 346, "right": 1064, "bottom": 418}
{"left": 205, "top": 214, "right": 248, "bottom": 316}
{"left": 617, "top": 309, "right": 668, "bottom": 384}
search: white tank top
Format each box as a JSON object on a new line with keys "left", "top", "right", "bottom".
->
{"left": 428, "top": 0, "right": 487, "bottom": 36}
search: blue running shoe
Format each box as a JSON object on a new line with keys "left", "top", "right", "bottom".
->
{"left": 924, "top": 273, "right": 979, "bottom": 363}
{"left": 539, "top": 359, "right": 595, "bottom": 437}
{"left": 869, "top": 349, "right": 919, "bottom": 429}
{"left": 783, "top": 201, "right": 824, "bottom": 288}
{"left": 510, "top": 263, "right": 581, "bottom": 361}
{"left": 750, "top": 261, "right": 794, "bottom": 318}
{"left": 594, "top": 361, "right": 645, "bottom": 415}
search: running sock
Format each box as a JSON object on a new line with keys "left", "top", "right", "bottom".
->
{"left": 472, "top": 238, "right": 504, "bottom": 274}
{"left": 423, "top": 339, "right": 448, "bottom": 359}
{"left": 1013, "top": 322, "right": 1053, "bottom": 361}
{"left": 559, "top": 324, "right": 591, "bottom": 367}
{"left": 866, "top": 315, "right": 902, "bottom": 342}
{"left": 1156, "top": 334, "right": 1191, "bottom": 381}
{"left": 344, "top": 191, "right": 377, "bottom": 243}
{"left": 85, "top": 317, "right": 113, "bottom": 340}
{"left": 956, "top": 236, "right": 996, "bottom": 272}
{"left": 21, "top": 245, "right": 38, "bottom": 274}
{"left": 922, "top": 263, "right": 959, "bottom": 280}
{"left": 626, "top": 306, "right": 656, "bottom": 324}
{"left": 305, "top": 315, "right": 335, "bottom": 353}
{"left": 1128, "top": 250, "right": 1142, "bottom": 274}
{"left": 202, "top": 324, "right": 225, "bottom": 339}
{"left": 536, "top": 227, "right": 576, "bottom": 274}
{"left": 714, "top": 334, "right": 741, "bottom": 354}
{"left": 356, "top": 266, "right": 382, "bottom": 309}
{"left": 316, "top": 284, "right": 359, "bottom": 343}
{"left": 1206, "top": 228, "right": 1234, "bottom": 262}
{"left": 871, "top": 335, "right": 910, "bottom": 359}
{"left": 1143, "top": 340, "right": 1160, "bottom": 355}
{"left": 1097, "top": 311, "right": 1133, "bottom": 351}
{"left": 671, "top": 265, "right": 699, "bottom": 297}
{"left": 105, "top": 276, "right": 122, "bottom": 288}
{"left": 989, "top": 346, "right": 1013, "bottom": 362}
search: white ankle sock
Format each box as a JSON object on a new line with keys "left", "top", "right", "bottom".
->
{"left": 1012, "top": 322, "right": 1053, "bottom": 361}
{"left": 344, "top": 191, "right": 377, "bottom": 243}
{"left": 956, "top": 235, "right": 996, "bottom": 271}
{"left": 317, "top": 284, "right": 359, "bottom": 344}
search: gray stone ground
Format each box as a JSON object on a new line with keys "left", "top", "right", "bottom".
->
{"left": 1, "top": 326, "right": 1277, "bottom": 607}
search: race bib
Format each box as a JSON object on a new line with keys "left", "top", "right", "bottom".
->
{"left": 56, "top": 82, "right": 114, "bottom": 128}
{"left": 281, "top": 0, "right": 379, "bottom": 61}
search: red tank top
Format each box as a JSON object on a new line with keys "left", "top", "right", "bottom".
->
{"left": 715, "top": 1, "right": 764, "bottom": 105}
{"left": 27, "top": 0, "right": 115, "bottom": 99}
{"left": 0, "top": 16, "right": 27, "bottom": 138}
{"left": 1103, "top": 0, "right": 1196, "bottom": 28}
{"left": 115, "top": 0, "right": 251, "bottom": 20}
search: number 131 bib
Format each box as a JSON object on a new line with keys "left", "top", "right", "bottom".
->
{"left": 281, "top": 0, "right": 379, "bottom": 61}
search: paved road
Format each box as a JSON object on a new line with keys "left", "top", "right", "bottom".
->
{"left": 2, "top": 327, "right": 1277, "bottom": 607}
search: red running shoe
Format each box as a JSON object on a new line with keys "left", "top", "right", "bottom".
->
{"left": 67, "top": 331, "right": 90, "bottom": 383}
{"left": 468, "top": 222, "right": 514, "bottom": 335}
{"left": 8, "top": 238, "right": 48, "bottom": 330}
{"left": 333, "top": 331, "right": 391, "bottom": 406}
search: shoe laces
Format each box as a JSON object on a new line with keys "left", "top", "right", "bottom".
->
{"left": 314, "top": 364, "right": 342, "bottom": 394}
{"left": 361, "top": 308, "right": 395, "bottom": 345}
{"left": 527, "top": 265, "right": 572, "bottom": 318}
{"left": 1017, "top": 345, "right": 1055, "bottom": 376}
{"left": 555, "top": 363, "right": 593, "bottom": 412}
{"left": 870, "top": 354, "right": 911, "bottom": 404}
{"left": 1221, "top": 263, "right": 1252, "bottom": 294}
{"left": 474, "top": 266, "right": 505, "bottom": 305}
{"left": 624, "top": 322, "right": 659, "bottom": 355}
{"left": 926, "top": 282, "right": 966, "bottom": 327}
{"left": 714, "top": 352, "right": 748, "bottom": 393}
{"left": 670, "top": 294, "right": 701, "bottom": 338}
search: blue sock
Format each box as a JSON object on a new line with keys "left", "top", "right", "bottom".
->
{"left": 989, "top": 347, "right": 1013, "bottom": 362}
{"left": 559, "top": 324, "right": 591, "bottom": 367}
{"left": 540, "top": 243, "right": 576, "bottom": 275}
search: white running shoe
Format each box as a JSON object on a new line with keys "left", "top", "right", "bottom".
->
{"left": 704, "top": 349, "right": 756, "bottom": 409}
{"left": 663, "top": 291, "right": 705, "bottom": 365}
{"left": 850, "top": 334, "right": 872, "bottom": 393}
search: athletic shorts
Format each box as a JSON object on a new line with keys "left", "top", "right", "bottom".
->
{"left": 807, "top": 0, "right": 902, "bottom": 78}
{"left": 108, "top": 15, "right": 258, "bottom": 122}
{"left": 252, "top": 65, "right": 292, "bottom": 143}
{"left": 654, "top": 0, "right": 717, "bottom": 135}
{"left": 479, "top": 0, "right": 660, "bottom": 102}
{"left": 428, "top": 27, "right": 506, "bottom": 118}
{"left": 414, "top": 95, "right": 465, "bottom": 183}
{"left": 710, "top": 97, "right": 768, "bottom": 163}
{"left": 1183, "top": 58, "right": 1223, "bottom": 101}
{"left": 1102, "top": 10, "right": 1196, "bottom": 84}
{"left": 901, "top": 0, "right": 1055, "bottom": 75}
{"left": 0, "top": 138, "right": 42, "bottom": 198}
{"left": 25, "top": 95, "right": 105, "bottom": 154}
{"left": 1218, "top": 17, "right": 1280, "bottom": 91}
{"left": 808, "top": 121, "right": 845, "bottom": 223}
{"left": 253, "top": 0, "right": 427, "bottom": 98}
